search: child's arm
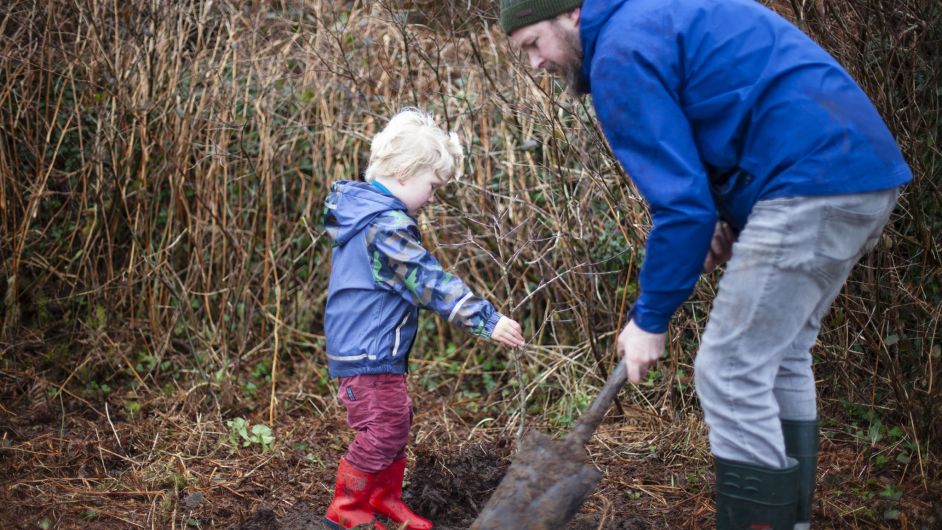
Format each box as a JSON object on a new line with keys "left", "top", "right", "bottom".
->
{"left": 366, "top": 212, "right": 524, "bottom": 347}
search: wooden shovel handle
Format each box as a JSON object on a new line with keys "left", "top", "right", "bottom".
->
{"left": 565, "top": 358, "right": 628, "bottom": 447}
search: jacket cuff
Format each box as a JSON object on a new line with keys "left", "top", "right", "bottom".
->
{"left": 484, "top": 311, "right": 503, "bottom": 338}
{"left": 628, "top": 305, "right": 671, "bottom": 333}
{"left": 629, "top": 288, "right": 690, "bottom": 333}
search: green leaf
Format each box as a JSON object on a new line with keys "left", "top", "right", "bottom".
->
{"left": 226, "top": 418, "right": 249, "bottom": 447}
{"left": 92, "top": 304, "right": 107, "bottom": 330}
{"left": 868, "top": 423, "right": 884, "bottom": 443}
{"left": 878, "top": 484, "right": 903, "bottom": 500}
{"left": 251, "top": 424, "right": 275, "bottom": 451}
{"left": 887, "top": 426, "right": 905, "bottom": 440}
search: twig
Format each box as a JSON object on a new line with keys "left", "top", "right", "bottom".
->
{"left": 512, "top": 346, "right": 526, "bottom": 440}
{"left": 104, "top": 402, "right": 123, "bottom": 450}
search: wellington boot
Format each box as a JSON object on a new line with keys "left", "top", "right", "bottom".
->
{"left": 782, "top": 419, "right": 818, "bottom": 530}
{"left": 715, "top": 456, "right": 799, "bottom": 530}
{"left": 369, "top": 458, "right": 432, "bottom": 529}
{"left": 324, "top": 457, "right": 386, "bottom": 529}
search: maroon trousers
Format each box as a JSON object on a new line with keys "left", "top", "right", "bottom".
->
{"left": 337, "top": 374, "right": 413, "bottom": 473}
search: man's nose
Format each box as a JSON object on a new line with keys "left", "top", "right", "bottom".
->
{"left": 528, "top": 52, "right": 544, "bottom": 70}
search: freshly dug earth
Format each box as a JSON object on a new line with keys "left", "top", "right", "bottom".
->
{"left": 232, "top": 442, "right": 516, "bottom": 530}
{"left": 233, "top": 437, "right": 648, "bottom": 530}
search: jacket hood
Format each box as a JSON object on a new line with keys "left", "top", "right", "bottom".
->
{"left": 323, "top": 180, "right": 408, "bottom": 245}
{"left": 579, "top": 0, "right": 627, "bottom": 92}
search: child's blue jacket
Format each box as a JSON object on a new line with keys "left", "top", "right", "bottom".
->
{"left": 580, "top": 0, "right": 912, "bottom": 333}
{"left": 323, "top": 181, "right": 502, "bottom": 377}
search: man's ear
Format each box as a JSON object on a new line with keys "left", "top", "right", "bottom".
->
{"left": 566, "top": 7, "right": 580, "bottom": 27}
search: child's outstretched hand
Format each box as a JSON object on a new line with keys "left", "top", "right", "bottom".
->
{"left": 492, "top": 316, "right": 526, "bottom": 348}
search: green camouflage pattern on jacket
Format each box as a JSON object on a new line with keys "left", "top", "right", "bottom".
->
{"left": 366, "top": 210, "right": 499, "bottom": 337}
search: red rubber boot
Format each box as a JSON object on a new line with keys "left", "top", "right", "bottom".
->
{"left": 369, "top": 458, "right": 432, "bottom": 529}
{"left": 324, "top": 457, "right": 386, "bottom": 529}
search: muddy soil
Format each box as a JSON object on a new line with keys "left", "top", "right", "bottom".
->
{"left": 235, "top": 503, "right": 323, "bottom": 530}
{"left": 235, "top": 504, "right": 648, "bottom": 530}
{"left": 234, "top": 442, "right": 512, "bottom": 530}
{"left": 232, "top": 433, "right": 651, "bottom": 530}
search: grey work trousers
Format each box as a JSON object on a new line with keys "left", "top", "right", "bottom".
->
{"left": 694, "top": 189, "right": 900, "bottom": 468}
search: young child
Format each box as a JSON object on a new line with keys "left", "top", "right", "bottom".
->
{"left": 321, "top": 108, "right": 526, "bottom": 529}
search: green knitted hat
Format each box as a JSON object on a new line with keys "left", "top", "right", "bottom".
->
{"left": 499, "top": 0, "right": 582, "bottom": 35}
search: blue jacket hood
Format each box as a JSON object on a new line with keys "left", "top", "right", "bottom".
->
{"left": 323, "top": 180, "right": 408, "bottom": 246}
{"left": 578, "top": 0, "right": 625, "bottom": 92}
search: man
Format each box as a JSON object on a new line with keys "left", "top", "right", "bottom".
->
{"left": 500, "top": 0, "right": 911, "bottom": 528}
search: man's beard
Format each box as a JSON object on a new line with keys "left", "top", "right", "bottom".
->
{"left": 561, "top": 60, "right": 587, "bottom": 97}
{"left": 551, "top": 21, "right": 588, "bottom": 96}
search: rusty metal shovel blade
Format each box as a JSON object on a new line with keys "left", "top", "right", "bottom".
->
{"left": 471, "top": 359, "right": 628, "bottom": 530}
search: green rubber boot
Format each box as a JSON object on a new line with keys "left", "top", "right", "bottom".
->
{"left": 714, "top": 456, "right": 799, "bottom": 530}
{"left": 782, "top": 419, "right": 818, "bottom": 530}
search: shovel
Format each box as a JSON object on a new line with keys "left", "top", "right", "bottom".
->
{"left": 470, "top": 358, "right": 629, "bottom": 530}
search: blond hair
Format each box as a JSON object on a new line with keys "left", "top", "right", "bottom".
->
{"left": 365, "top": 108, "right": 464, "bottom": 183}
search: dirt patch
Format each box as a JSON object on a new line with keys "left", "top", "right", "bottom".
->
{"left": 232, "top": 441, "right": 513, "bottom": 530}
{"left": 235, "top": 506, "right": 282, "bottom": 530}
{"left": 228, "top": 435, "right": 653, "bottom": 530}
{"left": 567, "top": 514, "right": 650, "bottom": 530}
{"left": 234, "top": 502, "right": 335, "bottom": 530}
{"left": 406, "top": 440, "right": 512, "bottom": 527}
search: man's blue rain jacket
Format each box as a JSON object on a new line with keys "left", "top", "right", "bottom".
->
{"left": 323, "top": 181, "right": 502, "bottom": 377}
{"left": 579, "top": 0, "right": 912, "bottom": 333}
